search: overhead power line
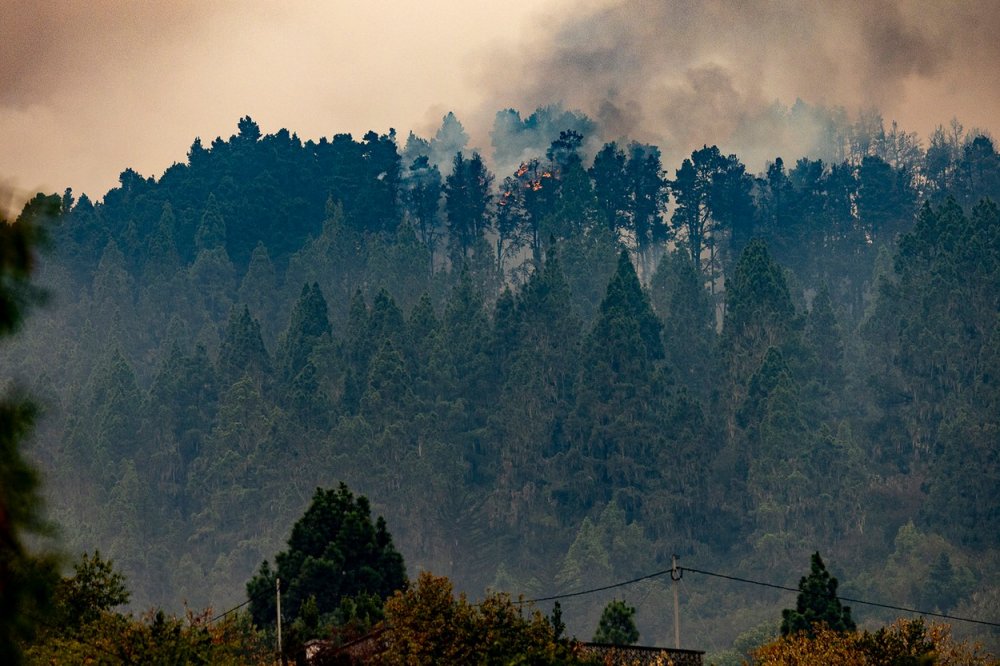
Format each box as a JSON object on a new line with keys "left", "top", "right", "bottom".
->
{"left": 515, "top": 564, "right": 1000, "bottom": 630}
{"left": 682, "top": 566, "right": 1000, "bottom": 630}
{"left": 208, "top": 562, "right": 1000, "bottom": 629}
{"left": 518, "top": 567, "right": 675, "bottom": 605}
{"left": 210, "top": 585, "right": 271, "bottom": 623}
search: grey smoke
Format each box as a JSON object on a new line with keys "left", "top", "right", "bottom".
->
{"left": 477, "top": 0, "right": 1000, "bottom": 169}
{"left": 2, "top": 1, "right": 997, "bottom": 202}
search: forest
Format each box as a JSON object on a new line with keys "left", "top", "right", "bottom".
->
{"left": 2, "top": 104, "right": 999, "bottom": 660}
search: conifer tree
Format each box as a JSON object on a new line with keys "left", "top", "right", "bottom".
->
{"left": 0, "top": 199, "right": 60, "bottom": 665}
{"left": 568, "top": 251, "right": 668, "bottom": 511}
{"left": 144, "top": 201, "right": 181, "bottom": 280}
{"left": 218, "top": 305, "right": 271, "bottom": 387}
{"left": 593, "top": 599, "right": 639, "bottom": 645}
{"left": 781, "top": 552, "right": 855, "bottom": 637}
{"left": 246, "top": 483, "right": 406, "bottom": 627}
{"left": 194, "top": 193, "right": 227, "bottom": 252}
{"left": 445, "top": 152, "right": 493, "bottom": 262}
{"left": 804, "top": 284, "right": 844, "bottom": 391}
{"left": 278, "top": 282, "right": 331, "bottom": 382}
{"left": 650, "top": 248, "right": 717, "bottom": 397}
{"left": 237, "top": 242, "right": 279, "bottom": 343}
{"left": 723, "top": 239, "right": 798, "bottom": 412}
{"left": 590, "top": 142, "right": 630, "bottom": 237}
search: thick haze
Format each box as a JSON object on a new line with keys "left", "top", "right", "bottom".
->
{"left": 3, "top": 0, "right": 998, "bottom": 205}
{"left": 483, "top": 0, "right": 1000, "bottom": 167}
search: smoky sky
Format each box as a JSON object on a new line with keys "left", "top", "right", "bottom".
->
{"left": 477, "top": 0, "right": 1000, "bottom": 168}
{"left": 2, "top": 1, "right": 998, "bottom": 207}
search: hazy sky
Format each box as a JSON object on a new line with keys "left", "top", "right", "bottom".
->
{"left": 2, "top": 0, "right": 998, "bottom": 204}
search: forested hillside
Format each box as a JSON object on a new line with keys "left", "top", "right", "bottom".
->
{"left": 5, "top": 107, "right": 999, "bottom": 654}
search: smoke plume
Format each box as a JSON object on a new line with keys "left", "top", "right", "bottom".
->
{"left": 2, "top": 1, "right": 998, "bottom": 200}
{"left": 477, "top": 0, "right": 1000, "bottom": 169}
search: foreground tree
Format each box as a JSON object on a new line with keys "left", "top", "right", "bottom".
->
{"left": 0, "top": 194, "right": 61, "bottom": 665}
{"left": 24, "top": 550, "right": 268, "bottom": 664}
{"left": 27, "top": 608, "right": 269, "bottom": 665}
{"left": 592, "top": 599, "right": 639, "bottom": 646}
{"left": 50, "top": 551, "right": 129, "bottom": 632}
{"left": 378, "top": 572, "right": 587, "bottom": 665}
{"left": 246, "top": 483, "right": 407, "bottom": 631}
{"left": 781, "top": 552, "right": 855, "bottom": 637}
{"left": 755, "top": 618, "right": 994, "bottom": 665}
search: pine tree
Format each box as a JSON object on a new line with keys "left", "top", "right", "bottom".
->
{"left": 194, "top": 193, "right": 227, "bottom": 252}
{"left": 781, "top": 552, "right": 855, "bottom": 636}
{"left": 218, "top": 305, "right": 271, "bottom": 387}
{"left": 246, "top": 483, "right": 406, "bottom": 627}
{"left": 590, "top": 142, "right": 630, "bottom": 237}
{"left": 237, "top": 242, "right": 279, "bottom": 344}
{"left": 804, "top": 284, "right": 845, "bottom": 392}
{"left": 650, "top": 248, "right": 717, "bottom": 398}
{"left": 723, "top": 239, "right": 799, "bottom": 424}
{"left": 144, "top": 201, "right": 181, "bottom": 280}
{"left": 278, "top": 282, "right": 331, "bottom": 383}
{"left": 567, "top": 251, "right": 669, "bottom": 513}
{"left": 0, "top": 197, "right": 61, "bottom": 665}
{"left": 445, "top": 152, "right": 493, "bottom": 262}
{"left": 593, "top": 599, "right": 639, "bottom": 645}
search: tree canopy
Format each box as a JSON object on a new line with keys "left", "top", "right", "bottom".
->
{"left": 246, "top": 483, "right": 407, "bottom": 629}
{"left": 781, "top": 552, "right": 855, "bottom": 637}
{"left": 592, "top": 599, "right": 640, "bottom": 646}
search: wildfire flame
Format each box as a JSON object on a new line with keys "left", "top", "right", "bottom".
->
{"left": 512, "top": 162, "right": 559, "bottom": 194}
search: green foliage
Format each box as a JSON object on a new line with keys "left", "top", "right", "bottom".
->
{"left": 195, "top": 194, "right": 227, "bottom": 252}
{"left": 723, "top": 239, "right": 796, "bottom": 378}
{"left": 52, "top": 551, "right": 129, "bottom": 631}
{"left": 707, "top": 620, "right": 779, "bottom": 666}
{"left": 247, "top": 483, "right": 406, "bottom": 629}
{"left": 445, "top": 152, "right": 493, "bottom": 262}
{"left": 0, "top": 198, "right": 60, "bottom": 665}
{"left": 218, "top": 305, "right": 270, "bottom": 385}
{"left": 781, "top": 552, "right": 855, "bottom": 637}
{"left": 592, "top": 599, "right": 639, "bottom": 646}
{"left": 649, "top": 248, "right": 717, "bottom": 397}
{"left": 670, "top": 145, "right": 751, "bottom": 281}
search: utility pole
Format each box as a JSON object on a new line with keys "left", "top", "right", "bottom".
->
{"left": 671, "top": 554, "right": 681, "bottom": 649}
{"left": 276, "top": 576, "right": 282, "bottom": 662}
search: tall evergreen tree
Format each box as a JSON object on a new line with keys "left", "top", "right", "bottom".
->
{"left": 625, "top": 142, "right": 668, "bottom": 274}
{"left": 593, "top": 599, "right": 640, "bottom": 646}
{"left": 278, "top": 282, "right": 331, "bottom": 383}
{"left": 246, "top": 483, "right": 406, "bottom": 627}
{"left": 781, "top": 552, "right": 855, "bottom": 636}
{"left": 722, "top": 239, "right": 798, "bottom": 407}
{"left": 566, "top": 251, "right": 667, "bottom": 514}
{"left": 589, "top": 142, "right": 630, "bottom": 237}
{"left": 445, "top": 152, "right": 494, "bottom": 262}
{"left": 487, "top": 250, "right": 580, "bottom": 540}
{"left": 194, "top": 193, "right": 227, "bottom": 252}
{"left": 237, "top": 242, "right": 279, "bottom": 343}
{"left": 649, "top": 248, "right": 718, "bottom": 398}
{"left": 218, "top": 305, "right": 271, "bottom": 387}
{"left": 402, "top": 155, "right": 443, "bottom": 267}
{"left": 0, "top": 199, "right": 60, "bottom": 665}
